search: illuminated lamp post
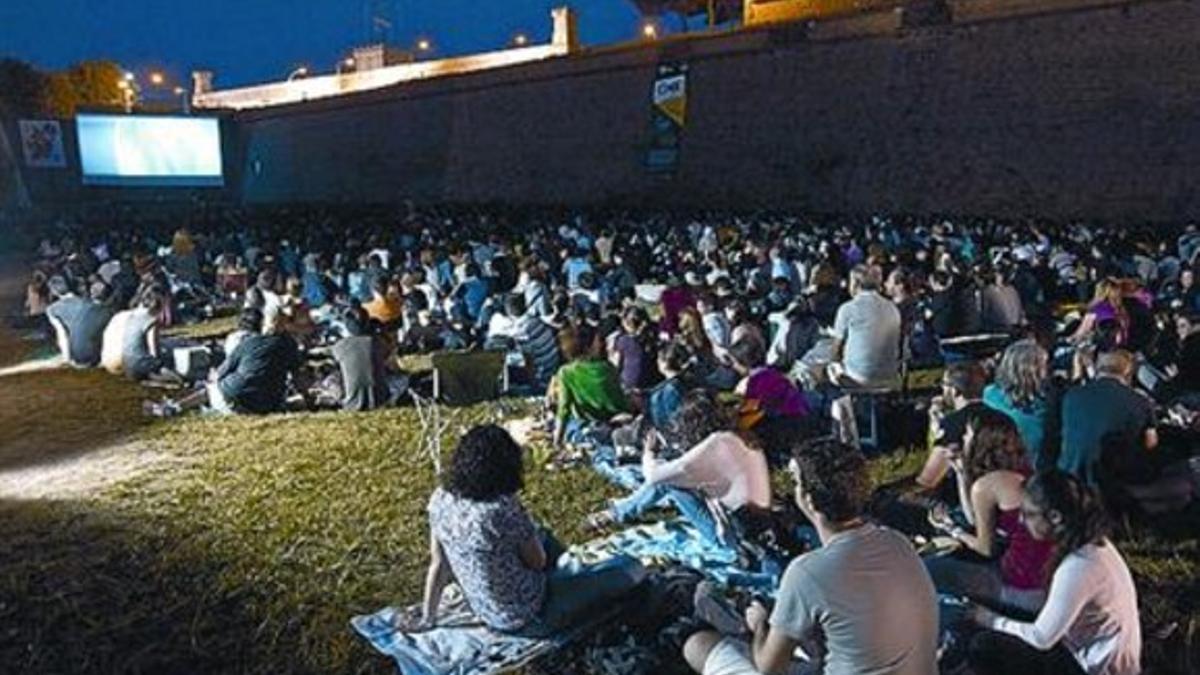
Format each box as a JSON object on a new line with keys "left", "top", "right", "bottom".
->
{"left": 642, "top": 21, "right": 659, "bottom": 40}
{"left": 415, "top": 38, "right": 432, "bottom": 59}
{"left": 336, "top": 57, "right": 356, "bottom": 75}
{"left": 118, "top": 72, "right": 138, "bottom": 113}
{"left": 287, "top": 66, "right": 309, "bottom": 82}
{"left": 513, "top": 33, "right": 529, "bottom": 47}
{"left": 173, "top": 86, "right": 190, "bottom": 114}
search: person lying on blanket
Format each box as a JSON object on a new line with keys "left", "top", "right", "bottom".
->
{"left": 408, "top": 425, "right": 646, "bottom": 636}
{"left": 586, "top": 391, "right": 770, "bottom": 550}
{"left": 683, "top": 439, "right": 939, "bottom": 675}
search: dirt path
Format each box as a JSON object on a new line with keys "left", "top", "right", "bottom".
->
{"left": 0, "top": 439, "right": 168, "bottom": 500}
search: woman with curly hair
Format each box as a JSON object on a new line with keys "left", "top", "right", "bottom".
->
{"left": 418, "top": 425, "right": 645, "bottom": 635}
{"left": 983, "top": 338, "right": 1058, "bottom": 470}
{"left": 927, "top": 408, "right": 1054, "bottom": 612}
{"left": 586, "top": 391, "right": 770, "bottom": 549}
{"left": 966, "top": 470, "right": 1141, "bottom": 675}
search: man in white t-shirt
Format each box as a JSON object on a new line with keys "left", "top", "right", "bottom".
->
{"left": 682, "top": 439, "right": 938, "bottom": 675}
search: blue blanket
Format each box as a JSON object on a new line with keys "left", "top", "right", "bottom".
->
{"left": 351, "top": 585, "right": 604, "bottom": 675}
{"left": 571, "top": 519, "right": 780, "bottom": 596}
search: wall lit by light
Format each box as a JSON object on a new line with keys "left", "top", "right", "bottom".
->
{"left": 194, "top": 44, "right": 569, "bottom": 111}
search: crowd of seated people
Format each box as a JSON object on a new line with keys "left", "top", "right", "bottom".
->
{"left": 15, "top": 202, "right": 1200, "bottom": 674}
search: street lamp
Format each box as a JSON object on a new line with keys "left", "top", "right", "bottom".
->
{"left": 117, "top": 75, "right": 137, "bottom": 113}
{"left": 173, "top": 86, "right": 190, "bottom": 114}
{"left": 149, "top": 71, "right": 165, "bottom": 86}
{"left": 416, "top": 38, "right": 432, "bottom": 53}
{"left": 642, "top": 22, "right": 659, "bottom": 39}
{"left": 287, "top": 66, "right": 309, "bottom": 82}
{"left": 513, "top": 33, "right": 529, "bottom": 47}
{"left": 336, "top": 57, "right": 356, "bottom": 75}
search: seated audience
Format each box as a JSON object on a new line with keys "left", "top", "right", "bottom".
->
{"left": 507, "top": 294, "right": 561, "bottom": 391}
{"left": 917, "top": 361, "right": 989, "bottom": 489}
{"left": 46, "top": 279, "right": 114, "bottom": 367}
{"left": 683, "top": 439, "right": 938, "bottom": 675}
{"left": 831, "top": 264, "right": 901, "bottom": 387}
{"left": 121, "top": 292, "right": 182, "bottom": 384}
{"left": 588, "top": 392, "right": 769, "bottom": 548}
{"left": 983, "top": 338, "right": 1057, "bottom": 470}
{"left": 416, "top": 425, "right": 645, "bottom": 635}
{"left": 1059, "top": 351, "right": 1156, "bottom": 488}
{"left": 549, "top": 324, "right": 630, "bottom": 448}
{"left": 926, "top": 409, "right": 1053, "bottom": 612}
{"left": 966, "top": 470, "right": 1141, "bottom": 675}
{"left": 332, "top": 307, "right": 393, "bottom": 412}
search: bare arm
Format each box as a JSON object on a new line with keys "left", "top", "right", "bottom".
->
{"left": 147, "top": 324, "right": 161, "bottom": 358}
{"left": 747, "top": 602, "right": 800, "bottom": 675}
{"left": 1069, "top": 313, "right": 1096, "bottom": 344}
{"left": 420, "top": 532, "right": 454, "bottom": 625}
{"left": 47, "top": 314, "right": 70, "bottom": 359}
{"left": 518, "top": 533, "right": 548, "bottom": 571}
{"left": 955, "top": 465, "right": 976, "bottom": 527}
{"left": 956, "top": 477, "right": 1000, "bottom": 558}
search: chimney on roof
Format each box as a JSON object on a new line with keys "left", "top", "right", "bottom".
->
{"left": 552, "top": 7, "right": 579, "bottom": 53}
{"left": 352, "top": 44, "right": 414, "bottom": 72}
{"left": 192, "top": 70, "right": 214, "bottom": 96}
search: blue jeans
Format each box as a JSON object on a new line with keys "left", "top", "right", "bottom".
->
{"left": 513, "top": 530, "right": 646, "bottom": 638}
{"left": 610, "top": 481, "right": 726, "bottom": 548}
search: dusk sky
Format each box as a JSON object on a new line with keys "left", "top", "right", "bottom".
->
{"left": 0, "top": 1, "right": 664, "bottom": 89}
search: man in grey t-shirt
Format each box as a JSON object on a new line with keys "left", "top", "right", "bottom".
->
{"left": 45, "top": 281, "right": 113, "bottom": 367}
{"left": 683, "top": 439, "right": 938, "bottom": 675}
{"left": 831, "top": 265, "right": 901, "bottom": 387}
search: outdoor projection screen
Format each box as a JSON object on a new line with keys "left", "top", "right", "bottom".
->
{"left": 77, "top": 114, "right": 224, "bottom": 187}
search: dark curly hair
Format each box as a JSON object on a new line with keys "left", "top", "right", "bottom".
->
{"left": 964, "top": 408, "right": 1027, "bottom": 482}
{"left": 790, "top": 439, "right": 871, "bottom": 523}
{"left": 442, "top": 424, "right": 524, "bottom": 501}
{"left": 669, "top": 389, "right": 734, "bottom": 450}
{"left": 1025, "top": 469, "right": 1110, "bottom": 574}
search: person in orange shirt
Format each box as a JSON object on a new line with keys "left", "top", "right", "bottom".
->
{"left": 362, "top": 276, "right": 404, "bottom": 326}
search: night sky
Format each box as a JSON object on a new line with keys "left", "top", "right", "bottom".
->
{"left": 0, "top": 1, "right": 665, "bottom": 89}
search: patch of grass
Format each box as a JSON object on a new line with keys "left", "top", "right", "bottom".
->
{"left": 164, "top": 314, "right": 239, "bottom": 342}
{"left": 0, "top": 368, "right": 151, "bottom": 471}
{"left": 1, "top": 397, "right": 615, "bottom": 674}
{"left": 0, "top": 325, "right": 35, "bottom": 368}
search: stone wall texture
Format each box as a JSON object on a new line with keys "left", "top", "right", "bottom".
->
{"left": 23, "top": 0, "right": 1200, "bottom": 221}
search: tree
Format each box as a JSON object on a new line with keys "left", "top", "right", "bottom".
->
{"left": 45, "top": 60, "right": 125, "bottom": 118}
{"left": 0, "top": 58, "right": 48, "bottom": 115}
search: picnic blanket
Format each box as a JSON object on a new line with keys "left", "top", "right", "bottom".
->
{"left": 591, "top": 454, "right": 644, "bottom": 491}
{"left": 572, "top": 519, "right": 780, "bottom": 596}
{"left": 352, "top": 584, "right": 616, "bottom": 675}
{"left": 352, "top": 517, "right": 782, "bottom": 675}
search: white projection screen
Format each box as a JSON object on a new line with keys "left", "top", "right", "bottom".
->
{"left": 77, "top": 114, "right": 224, "bottom": 187}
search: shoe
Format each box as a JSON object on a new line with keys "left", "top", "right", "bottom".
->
{"left": 693, "top": 581, "right": 748, "bottom": 636}
{"left": 143, "top": 399, "right": 181, "bottom": 418}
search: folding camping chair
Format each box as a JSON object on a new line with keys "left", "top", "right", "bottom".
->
{"left": 409, "top": 350, "right": 511, "bottom": 476}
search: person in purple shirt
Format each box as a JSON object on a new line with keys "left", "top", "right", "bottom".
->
{"left": 727, "top": 338, "right": 812, "bottom": 463}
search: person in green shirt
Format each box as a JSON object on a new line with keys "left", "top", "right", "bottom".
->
{"left": 550, "top": 323, "right": 629, "bottom": 448}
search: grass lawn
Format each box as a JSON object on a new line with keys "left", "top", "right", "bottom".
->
{"left": 0, "top": 365, "right": 1196, "bottom": 673}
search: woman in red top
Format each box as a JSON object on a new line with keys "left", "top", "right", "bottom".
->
{"left": 927, "top": 408, "right": 1054, "bottom": 612}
